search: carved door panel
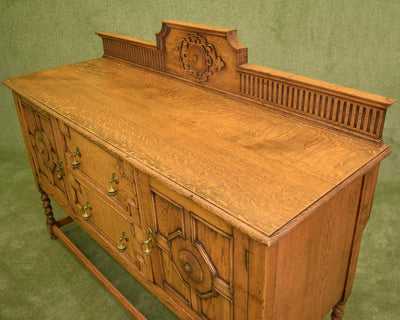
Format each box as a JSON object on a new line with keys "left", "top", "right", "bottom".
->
{"left": 150, "top": 187, "right": 234, "bottom": 320}
{"left": 18, "top": 99, "right": 67, "bottom": 198}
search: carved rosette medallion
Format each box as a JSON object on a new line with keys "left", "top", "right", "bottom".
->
{"left": 34, "top": 130, "right": 53, "bottom": 169}
{"left": 178, "top": 249, "right": 204, "bottom": 283}
{"left": 32, "top": 128, "right": 60, "bottom": 185}
{"left": 177, "top": 33, "right": 225, "bottom": 82}
{"left": 170, "top": 237, "right": 215, "bottom": 295}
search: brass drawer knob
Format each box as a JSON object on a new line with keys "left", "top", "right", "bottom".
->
{"left": 107, "top": 173, "right": 119, "bottom": 196}
{"left": 117, "top": 232, "right": 129, "bottom": 252}
{"left": 71, "top": 148, "right": 81, "bottom": 169}
{"left": 82, "top": 201, "right": 92, "bottom": 220}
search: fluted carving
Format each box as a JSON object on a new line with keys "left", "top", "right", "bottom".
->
{"left": 40, "top": 191, "right": 57, "bottom": 240}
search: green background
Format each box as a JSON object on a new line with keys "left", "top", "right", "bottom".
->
{"left": 1, "top": 0, "right": 399, "bottom": 319}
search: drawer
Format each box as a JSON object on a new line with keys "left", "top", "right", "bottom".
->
{"left": 70, "top": 177, "right": 151, "bottom": 277}
{"left": 62, "top": 127, "right": 139, "bottom": 213}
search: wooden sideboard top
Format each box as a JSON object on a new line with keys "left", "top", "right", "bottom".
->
{"left": 4, "top": 20, "right": 395, "bottom": 245}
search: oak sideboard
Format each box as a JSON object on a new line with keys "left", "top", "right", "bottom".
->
{"left": 3, "top": 20, "right": 396, "bottom": 320}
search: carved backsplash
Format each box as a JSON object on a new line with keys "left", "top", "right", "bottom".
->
{"left": 97, "top": 20, "right": 395, "bottom": 146}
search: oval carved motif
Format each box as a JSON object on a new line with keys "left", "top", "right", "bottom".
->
{"left": 170, "top": 237, "right": 214, "bottom": 294}
{"left": 34, "top": 129, "right": 52, "bottom": 168}
{"left": 177, "top": 33, "right": 225, "bottom": 82}
{"left": 187, "top": 43, "right": 206, "bottom": 74}
{"left": 178, "top": 249, "right": 203, "bottom": 283}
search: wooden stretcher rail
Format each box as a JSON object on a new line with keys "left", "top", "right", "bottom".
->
{"left": 53, "top": 220, "right": 147, "bottom": 320}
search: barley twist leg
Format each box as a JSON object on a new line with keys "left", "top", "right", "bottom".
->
{"left": 331, "top": 301, "right": 346, "bottom": 319}
{"left": 40, "top": 191, "right": 57, "bottom": 240}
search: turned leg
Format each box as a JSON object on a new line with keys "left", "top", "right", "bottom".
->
{"left": 40, "top": 191, "right": 57, "bottom": 240}
{"left": 331, "top": 300, "right": 346, "bottom": 319}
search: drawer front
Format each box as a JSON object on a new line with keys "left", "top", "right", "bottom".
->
{"left": 62, "top": 127, "right": 139, "bottom": 212}
{"left": 149, "top": 179, "right": 234, "bottom": 320}
{"left": 70, "top": 177, "right": 150, "bottom": 278}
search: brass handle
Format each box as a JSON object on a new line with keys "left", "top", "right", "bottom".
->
{"left": 71, "top": 148, "right": 81, "bottom": 169}
{"left": 107, "top": 173, "right": 119, "bottom": 196}
{"left": 82, "top": 201, "right": 92, "bottom": 220}
{"left": 56, "top": 159, "right": 64, "bottom": 180}
{"left": 117, "top": 232, "right": 129, "bottom": 252}
{"left": 143, "top": 227, "right": 154, "bottom": 256}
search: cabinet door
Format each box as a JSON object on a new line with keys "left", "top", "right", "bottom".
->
{"left": 16, "top": 97, "right": 68, "bottom": 199}
{"left": 149, "top": 180, "right": 234, "bottom": 320}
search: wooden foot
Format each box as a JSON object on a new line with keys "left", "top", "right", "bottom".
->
{"left": 40, "top": 191, "right": 57, "bottom": 240}
{"left": 331, "top": 301, "right": 346, "bottom": 319}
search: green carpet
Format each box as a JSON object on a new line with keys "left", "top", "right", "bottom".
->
{"left": 1, "top": 1, "right": 399, "bottom": 319}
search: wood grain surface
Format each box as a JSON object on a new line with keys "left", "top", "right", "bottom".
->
{"left": 3, "top": 56, "right": 391, "bottom": 244}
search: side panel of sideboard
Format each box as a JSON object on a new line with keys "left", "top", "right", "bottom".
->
{"left": 259, "top": 167, "right": 379, "bottom": 320}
